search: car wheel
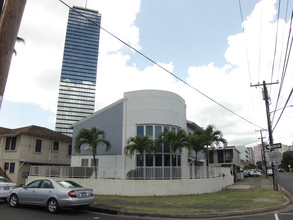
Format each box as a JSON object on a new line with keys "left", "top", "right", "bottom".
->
{"left": 47, "top": 198, "right": 59, "bottom": 214}
{"left": 9, "top": 194, "right": 19, "bottom": 208}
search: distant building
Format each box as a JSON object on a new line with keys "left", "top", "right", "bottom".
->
{"left": 235, "top": 145, "right": 249, "bottom": 164}
{"left": 208, "top": 146, "right": 242, "bottom": 180}
{"left": 0, "top": 126, "right": 72, "bottom": 185}
{"left": 55, "top": 6, "right": 101, "bottom": 136}
{"left": 253, "top": 144, "right": 264, "bottom": 165}
{"left": 246, "top": 147, "right": 254, "bottom": 164}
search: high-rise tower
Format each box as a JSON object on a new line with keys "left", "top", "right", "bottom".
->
{"left": 55, "top": 6, "right": 101, "bottom": 136}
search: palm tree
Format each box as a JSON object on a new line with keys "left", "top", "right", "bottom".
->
{"left": 157, "top": 129, "right": 189, "bottom": 158}
{"left": 188, "top": 133, "right": 205, "bottom": 166}
{"left": 195, "top": 124, "right": 227, "bottom": 166}
{"left": 124, "top": 135, "right": 156, "bottom": 164}
{"left": 74, "top": 127, "right": 111, "bottom": 179}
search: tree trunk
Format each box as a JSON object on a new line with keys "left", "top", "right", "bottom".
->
{"left": 93, "top": 154, "right": 97, "bottom": 179}
{"left": 0, "top": 0, "right": 26, "bottom": 104}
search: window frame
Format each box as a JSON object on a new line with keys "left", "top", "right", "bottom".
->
{"left": 9, "top": 162, "right": 15, "bottom": 173}
{"left": 35, "top": 139, "right": 42, "bottom": 153}
{"left": 53, "top": 141, "right": 59, "bottom": 151}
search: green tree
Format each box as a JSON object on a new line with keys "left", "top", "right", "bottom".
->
{"left": 157, "top": 129, "right": 189, "bottom": 158}
{"left": 256, "top": 161, "right": 262, "bottom": 170}
{"left": 74, "top": 127, "right": 111, "bottom": 179}
{"left": 195, "top": 124, "right": 227, "bottom": 166}
{"left": 188, "top": 133, "right": 205, "bottom": 166}
{"left": 124, "top": 136, "right": 156, "bottom": 164}
{"left": 281, "top": 151, "right": 293, "bottom": 170}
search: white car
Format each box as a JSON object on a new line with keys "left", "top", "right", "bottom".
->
{"left": 8, "top": 179, "right": 94, "bottom": 213}
{"left": 0, "top": 176, "right": 16, "bottom": 201}
{"left": 267, "top": 169, "right": 273, "bottom": 176}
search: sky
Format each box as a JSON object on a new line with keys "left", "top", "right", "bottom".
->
{"left": 1, "top": 0, "right": 293, "bottom": 147}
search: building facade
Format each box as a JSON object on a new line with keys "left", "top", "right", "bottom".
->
{"left": 0, "top": 126, "right": 72, "bottom": 185}
{"left": 71, "top": 90, "right": 206, "bottom": 179}
{"left": 208, "top": 146, "right": 242, "bottom": 180}
{"left": 55, "top": 6, "right": 101, "bottom": 136}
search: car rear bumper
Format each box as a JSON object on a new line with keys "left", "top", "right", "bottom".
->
{"left": 58, "top": 197, "right": 94, "bottom": 208}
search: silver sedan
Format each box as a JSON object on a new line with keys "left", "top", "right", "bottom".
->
{"left": 8, "top": 179, "right": 94, "bottom": 213}
{"left": 0, "top": 176, "right": 16, "bottom": 201}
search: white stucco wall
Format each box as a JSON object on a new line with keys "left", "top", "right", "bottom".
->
{"left": 27, "top": 174, "right": 233, "bottom": 196}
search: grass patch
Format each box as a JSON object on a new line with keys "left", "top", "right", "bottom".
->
{"left": 94, "top": 188, "right": 286, "bottom": 214}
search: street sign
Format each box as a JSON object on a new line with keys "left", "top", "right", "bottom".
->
{"left": 266, "top": 143, "right": 282, "bottom": 151}
{"left": 269, "top": 151, "right": 283, "bottom": 163}
{"left": 271, "top": 143, "right": 282, "bottom": 149}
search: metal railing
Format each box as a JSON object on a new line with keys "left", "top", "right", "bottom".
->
{"left": 29, "top": 165, "right": 230, "bottom": 180}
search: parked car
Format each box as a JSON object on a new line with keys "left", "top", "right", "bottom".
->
{"left": 249, "top": 169, "right": 261, "bottom": 177}
{"left": 243, "top": 169, "right": 261, "bottom": 177}
{"left": 0, "top": 176, "right": 16, "bottom": 201}
{"left": 8, "top": 179, "right": 94, "bottom": 213}
{"left": 267, "top": 169, "right": 273, "bottom": 176}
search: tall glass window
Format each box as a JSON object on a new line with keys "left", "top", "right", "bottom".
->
{"left": 135, "top": 124, "right": 181, "bottom": 168}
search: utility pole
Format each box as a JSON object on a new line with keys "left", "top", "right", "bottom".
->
{"left": 256, "top": 129, "right": 267, "bottom": 176}
{"left": 0, "top": 0, "right": 26, "bottom": 106}
{"left": 251, "top": 80, "right": 279, "bottom": 191}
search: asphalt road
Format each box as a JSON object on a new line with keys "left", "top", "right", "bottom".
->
{"left": 0, "top": 201, "right": 150, "bottom": 220}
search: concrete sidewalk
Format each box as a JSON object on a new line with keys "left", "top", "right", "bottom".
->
{"left": 227, "top": 176, "right": 273, "bottom": 190}
{"left": 88, "top": 177, "right": 291, "bottom": 219}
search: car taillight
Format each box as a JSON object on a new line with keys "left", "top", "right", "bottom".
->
{"left": 90, "top": 190, "right": 93, "bottom": 197}
{"left": 68, "top": 190, "right": 77, "bottom": 198}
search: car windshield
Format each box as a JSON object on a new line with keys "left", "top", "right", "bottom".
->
{"left": 56, "top": 180, "right": 82, "bottom": 188}
{"left": 0, "top": 177, "right": 11, "bottom": 183}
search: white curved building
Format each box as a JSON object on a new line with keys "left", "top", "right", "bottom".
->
{"left": 71, "top": 90, "right": 201, "bottom": 179}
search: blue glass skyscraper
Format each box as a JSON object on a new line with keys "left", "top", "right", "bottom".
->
{"left": 55, "top": 6, "right": 101, "bottom": 136}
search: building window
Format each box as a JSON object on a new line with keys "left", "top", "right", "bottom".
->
{"left": 91, "top": 159, "right": 99, "bottom": 167}
{"left": 68, "top": 144, "right": 72, "bottom": 156}
{"left": 9, "top": 163, "right": 15, "bottom": 173}
{"left": 5, "top": 137, "right": 11, "bottom": 150}
{"left": 81, "top": 159, "right": 88, "bottom": 167}
{"left": 35, "top": 139, "right": 42, "bottom": 152}
{"left": 135, "top": 124, "right": 180, "bottom": 168}
{"left": 4, "top": 162, "right": 9, "bottom": 171}
{"left": 224, "top": 150, "right": 233, "bottom": 163}
{"left": 209, "top": 151, "right": 214, "bottom": 163}
{"left": 53, "top": 141, "right": 59, "bottom": 151}
{"left": 218, "top": 151, "right": 224, "bottom": 163}
{"left": 137, "top": 126, "right": 144, "bottom": 136}
{"left": 136, "top": 154, "right": 144, "bottom": 167}
{"left": 5, "top": 137, "right": 17, "bottom": 151}
{"left": 146, "top": 126, "right": 153, "bottom": 137}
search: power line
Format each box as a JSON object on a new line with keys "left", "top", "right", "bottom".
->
{"left": 272, "top": 8, "right": 293, "bottom": 124}
{"left": 238, "top": 0, "right": 252, "bottom": 84}
{"left": 272, "top": 87, "right": 293, "bottom": 132}
{"left": 270, "top": 0, "right": 281, "bottom": 86}
{"left": 257, "top": 0, "right": 264, "bottom": 83}
{"left": 59, "top": 0, "right": 265, "bottom": 130}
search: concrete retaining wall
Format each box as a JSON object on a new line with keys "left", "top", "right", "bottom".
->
{"left": 27, "top": 174, "right": 233, "bottom": 196}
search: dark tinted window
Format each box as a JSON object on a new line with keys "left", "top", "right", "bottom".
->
{"left": 0, "top": 177, "right": 10, "bottom": 183}
{"left": 26, "top": 180, "right": 41, "bottom": 188}
{"left": 5, "top": 137, "right": 11, "bottom": 150}
{"left": 53, "top": 141, "right": 59, "bottom": 151}
{"left": 11, "top": 137, "right": 17, "bottom": 150}
{"left": 35, "top": 139, "right": 42, "bottom": 152}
